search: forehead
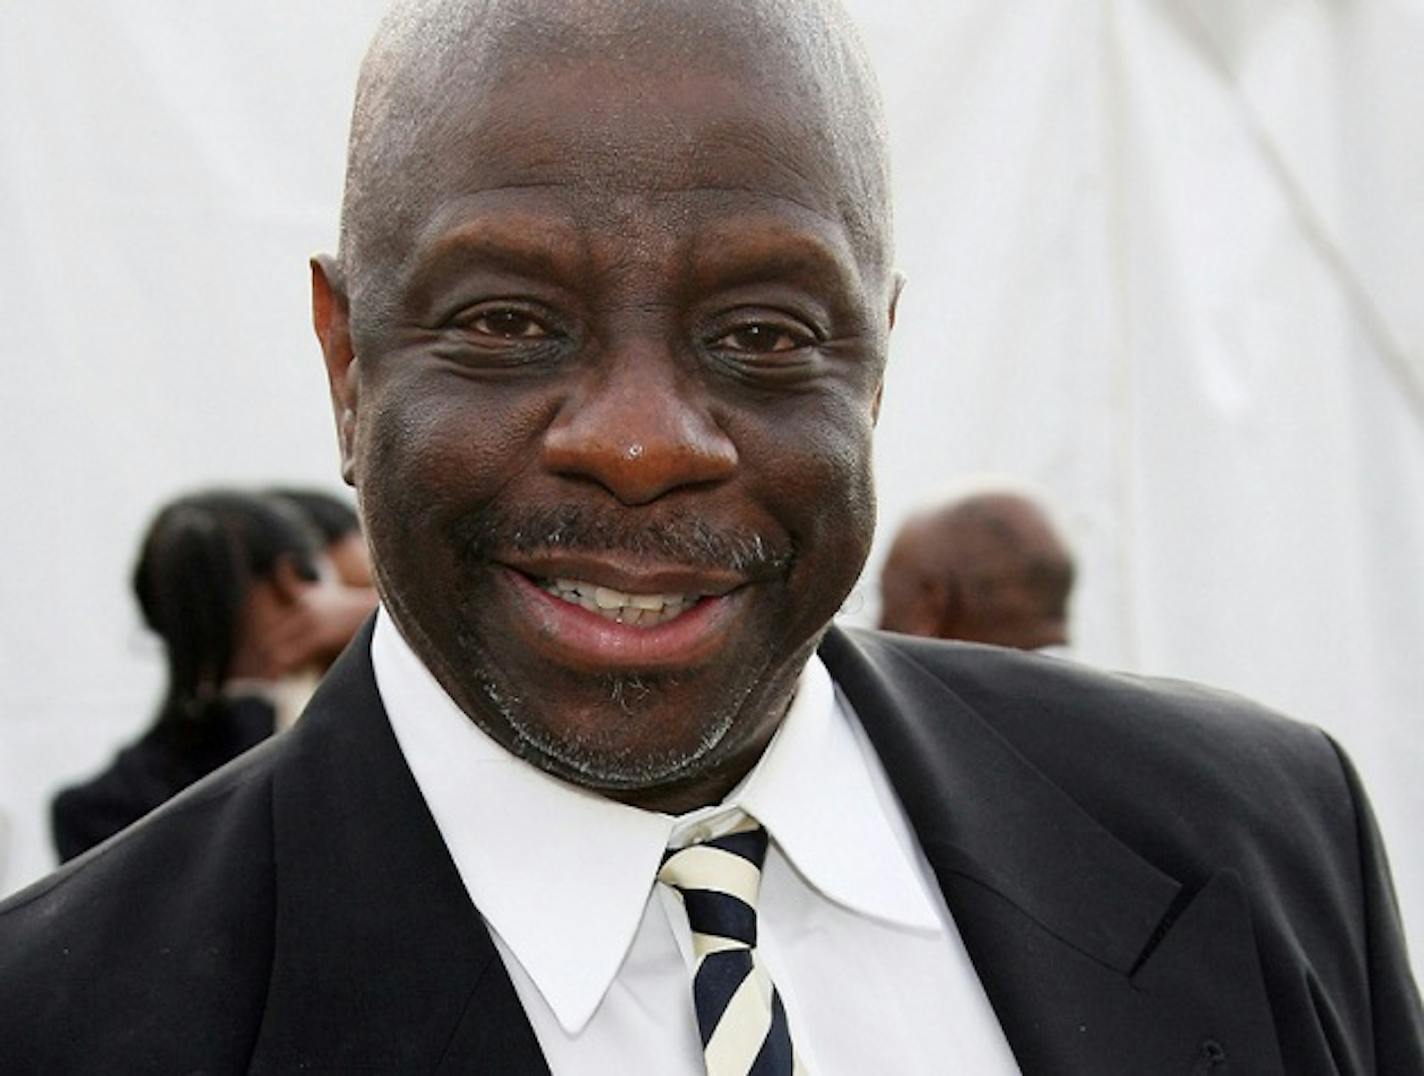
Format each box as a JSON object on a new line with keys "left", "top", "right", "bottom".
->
{"left": 385, "top": 62, "right": 861, "bottom": 283}
{"left": 477, "top": 62, "right": 833, "bottom": 188}
{"left": 343, "top": 11, "right": 890, "bottom": 304}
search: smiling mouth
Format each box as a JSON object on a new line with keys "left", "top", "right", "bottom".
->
{"left": 535, "top": 577, "right": 699, "bottom": 627}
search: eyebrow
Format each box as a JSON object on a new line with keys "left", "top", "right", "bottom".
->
{"left": 403, "top": 212, "right": 581, "bottom": 297}
{"left": 688, "top": 216, "right": 864, "bottom": 299}
{"left": 400, "top": 192, "right": 864, "bottom": 308}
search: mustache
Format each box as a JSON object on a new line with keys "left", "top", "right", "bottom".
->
{"left": 451, "top": 503, "right": 795, "bottom": 577}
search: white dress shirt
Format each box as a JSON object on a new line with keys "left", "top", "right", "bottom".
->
{"left": 374, "top": 610, "right": 1020, "bottom": 1073}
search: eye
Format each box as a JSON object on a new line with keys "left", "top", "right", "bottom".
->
{"left": 709, "top": 322, "right": 813, "bottom": 355}
{"left": 434, "top": 301, "right": 567, "bottom": 372}
{"left": 467, "top": 308, "right": 550, "bottom": 339}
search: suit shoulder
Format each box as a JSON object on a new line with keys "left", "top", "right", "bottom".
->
{"left": 852, "top": 628, "right": 1334, "bottom": 771}
{"left": 0, "top": 734, "right": 285, "bottom": 1070}
{"left": 837, "top": 629, "right": 1356, "bottom": 875}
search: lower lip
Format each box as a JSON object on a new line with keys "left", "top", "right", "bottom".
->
{"left": 500, "top": 567, "right": 743, "bottom": 671}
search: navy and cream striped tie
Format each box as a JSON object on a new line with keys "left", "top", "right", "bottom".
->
{"left": 659, "top": 817, "right": 805, "bottom": 1076}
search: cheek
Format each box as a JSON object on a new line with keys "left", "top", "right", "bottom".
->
{"left": 804, "top": 414, "right": 877, "bottom": 567}
{"left": 353, "top": 376, "right": 553, "bottom": 554}
{"left": 358, "top": 371, "right": 551, "bottom": 482}
{"left": 733, "top": 394, "right": 878, "bottom": 583}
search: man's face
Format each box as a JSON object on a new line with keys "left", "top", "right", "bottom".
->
{"left": 318, "top": 54, "right": 892, "bottom": 809}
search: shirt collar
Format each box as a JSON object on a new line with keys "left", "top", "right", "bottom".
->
{"left": 373, "top": 610, "right": 941, "bottom": 1035}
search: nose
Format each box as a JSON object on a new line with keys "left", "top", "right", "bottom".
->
{"left": 541, "top": 347, "right": 738, "bottom": 505}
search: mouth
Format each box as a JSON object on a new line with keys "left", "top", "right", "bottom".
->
{"left": 496, "top": 556, "right": 751, "bottom": 670}
{"left": 534, "top": 577, "right": 699, "bottom": 628}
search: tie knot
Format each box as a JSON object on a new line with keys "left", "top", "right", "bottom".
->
{"left": 659, "top": 822, "right": 769, "bottom": 951}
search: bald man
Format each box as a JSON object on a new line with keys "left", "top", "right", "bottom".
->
{"left": 2, "top": 3, "right": 1420, "bottom": 1073}
{"left": 880, "top": 492, "right": 1075, "bottom": 650}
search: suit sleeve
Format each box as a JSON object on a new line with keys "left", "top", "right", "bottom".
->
{"left": 1327, "top": 737, "right": 1424, "bottom": 1074}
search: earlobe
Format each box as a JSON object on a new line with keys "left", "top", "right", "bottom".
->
{"left": 311, "top": 254, "right": 360, "bottom": 486}
{"left": 337, "top": 408, "right": 358, "bottom": 485}
{"left": 887, "top": 271, "right": 906, "bottom": 331}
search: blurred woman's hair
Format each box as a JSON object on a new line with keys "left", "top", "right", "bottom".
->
{"left": 266, "top": 488, "right": 360, "bottom": 546}
{"left": 132, "top": 491, "right": 321, "bottom": 726}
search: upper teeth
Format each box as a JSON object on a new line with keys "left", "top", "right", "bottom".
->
{"left": 540, "top": 577, "right": 695, "bottom": 626}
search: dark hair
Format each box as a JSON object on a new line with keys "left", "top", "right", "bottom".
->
{"left": 133, "top": 491, "right": 321, "bottom": 725}
{"left": 266, "top": 488, "right": 361, "bottom": 545}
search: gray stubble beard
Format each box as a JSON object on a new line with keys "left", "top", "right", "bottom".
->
{"left": 467, "top": 657, "right": 761, "bottom": 792}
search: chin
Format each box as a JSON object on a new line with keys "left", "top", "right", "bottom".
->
{"left": 481, "top": 665, "right": 749, "bottom": 791}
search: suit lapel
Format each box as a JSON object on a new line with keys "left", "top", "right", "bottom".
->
{"left": 820, "top": 628, "right": 1284, "bottom": 1075}
{"left": 247, "top": 623, "right": 549, "bottom": 1075}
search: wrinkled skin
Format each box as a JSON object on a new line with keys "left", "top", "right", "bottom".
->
{"left": 314, "top": 38, "right": 897, "bottom": 812}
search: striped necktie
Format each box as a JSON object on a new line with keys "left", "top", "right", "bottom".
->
{"left": 659, "top": 818, "right": 805, "bottom": 1076}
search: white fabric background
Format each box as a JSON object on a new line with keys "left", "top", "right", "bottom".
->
{"left": 2, "top": 2, "right": 1420, "bottom": 970}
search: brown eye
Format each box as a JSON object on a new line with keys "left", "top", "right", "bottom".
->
{"left": 471, "top": 309, "right": 548, "bottom": 339}
{"left": 714, "top": 324, "right": 806, "bottom": 354}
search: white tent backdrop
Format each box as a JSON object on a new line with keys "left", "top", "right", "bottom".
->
{"left": 2, "top": 2, "right": 1420, "bottom": 968}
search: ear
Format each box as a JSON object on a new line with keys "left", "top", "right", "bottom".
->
{"left": 312, "top": 253, "right": 359, "bottom": 486}
{"left": 871, "top": 272, "right": 906, "bottom": 427}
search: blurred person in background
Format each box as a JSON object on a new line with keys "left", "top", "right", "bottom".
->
{"left": 269, "top": 486, "right": 374, "bottom": 587}
{"left": 50, "top": 490, "right": 373, "bottom": 862}
{"left": 263, "top": 487, "right": 380, "bottom": 683}
{"left": 879, "top": 488, "right": 1075, "bottom": 651}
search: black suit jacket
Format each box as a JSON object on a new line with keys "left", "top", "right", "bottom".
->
{"left": 3, "top": 624, "right": 1421, "bottom": 1074}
